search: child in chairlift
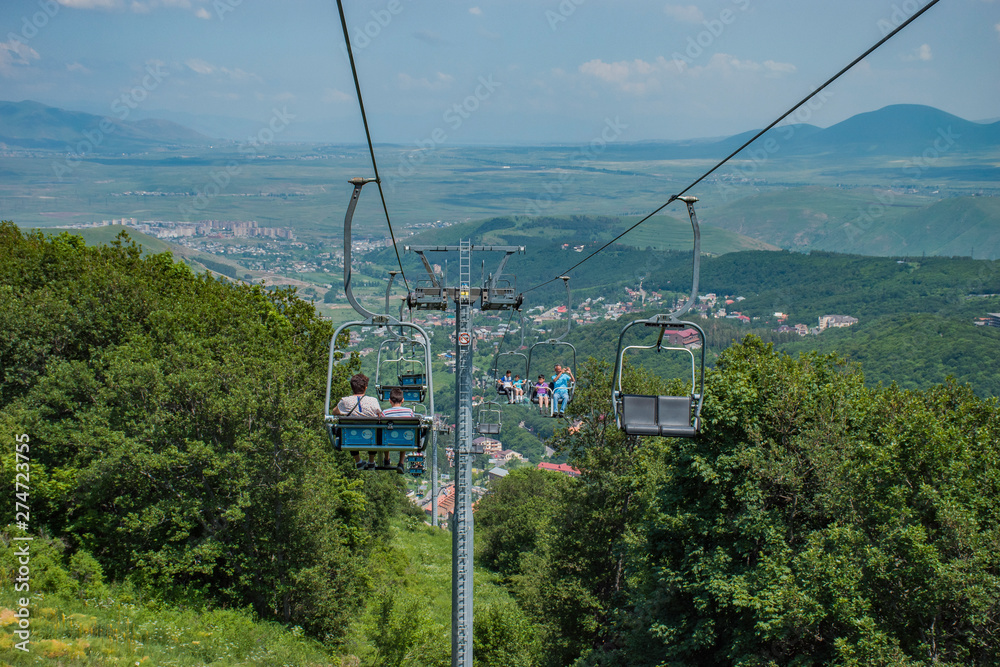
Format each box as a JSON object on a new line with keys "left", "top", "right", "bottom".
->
{"left": 534, "top": 375, "right": 550, "bottom": 414}
{"left": 513, "top": 374, "right": 525, "bottom": 403}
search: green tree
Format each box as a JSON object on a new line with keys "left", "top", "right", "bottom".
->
{"left": 587, "top": 336, "right": 1000, "bottom": 666}
{"left": 0, "top": 222, "right": 398, "bottom": 642}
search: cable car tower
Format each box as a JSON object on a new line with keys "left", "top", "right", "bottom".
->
{"left": 405, "top": 241, "right": 523, "bottom": 667}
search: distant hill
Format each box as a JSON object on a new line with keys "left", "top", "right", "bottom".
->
{"left": 787, "top": 105, "right": 1000, "bottom": 156}
{"left": 399, "top": 214, "right": 776, "bottom": 255}
{"left": 702, "top": 187, "right": 1000, "bottom": 259}
{"left": 0, "top": 100, "right": 212, "bottom": 152}
{"left": 597, "top": 105, "right": 1000, "bottom": 161}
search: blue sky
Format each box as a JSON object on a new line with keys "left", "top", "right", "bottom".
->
{"left": 1, "top": 0, "right": 998, "bottom": 143}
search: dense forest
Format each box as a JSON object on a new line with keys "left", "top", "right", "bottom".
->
{"left": 478, "top": 347, "right": 1000, "bottom": 666}
{"left": 2, "top": 222, "right": 999, "bottom": 665}
{"left": 0, "top": 222, "right": 407, "bottom": 642}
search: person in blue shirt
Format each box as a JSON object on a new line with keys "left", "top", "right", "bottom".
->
{"left": 551, "top": 364, "right": 574, "bottom": 417}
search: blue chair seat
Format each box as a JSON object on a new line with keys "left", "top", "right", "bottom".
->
{"left": 326, "top": 416, "right": 429, "bottom": 451}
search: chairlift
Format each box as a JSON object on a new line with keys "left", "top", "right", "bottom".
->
{"left": 489, "top": 350, "right": 529, "bottom": 402}
{"left": 476, "top": 400, "right": 503, "bottom": 436}
{"left": 374, "top": 338, "right": 428, "bottom": 403}
{"left": 324, "top": 178, "right": 435, "bottom": 474}
{"left": 612, "top": 196, "right": 706, "bottom": 438}
{"left": 526, "top": 276, "right": 577, "bottom": 415}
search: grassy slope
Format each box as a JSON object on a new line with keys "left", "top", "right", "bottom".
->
{"left": 0, "top": 518, "right": 508, "bottom": 665}
{"left": 0, "top": 591, "right": 332, "bottom": 666}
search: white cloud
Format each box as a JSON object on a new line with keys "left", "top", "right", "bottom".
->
{"left": 59, "top": 0, "right": 211, "bottom": 18}
{"left": 185, "top": 58, "right": 214, "bottom": 75}
{"left": 469, "top": 6, "right": 482, "bottom": 15}
{"left": 0, "top": 39, "right": 40, "bottom": 76}
{"left": 185, "top": 58, "right": 261, "bottom": 82}
{"left": 996, "top": 22, "right": 1000, "bottom": 37}
{"left": 763, "top": 59, "right": 797, "bottom": 75}
{"left": 57, "top": 0, "right": 122, "bottom": 8}
{"left": 663, "top": 4, "right": 704, "bottom": 23}
{"left": 901, "top": 43, "right": 932, "bottom": 61}
{"left": 578, "top": 52, "right": 796, "bottom": 94}
{"left": 66, "top": 61, "right": 92, "bottom": 74}
{"left": 397, "top": 71, "right": 454, "bottom": 91}
{"left": 323, "top": 88, "right": 352, "bottom": 104}
{"left": 579, "top": 57, "right": 669, "bottom": 94}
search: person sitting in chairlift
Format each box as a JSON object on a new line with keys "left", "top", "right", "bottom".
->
{"left": 332, "top": 372, "right": 383, "bottom": 469}
{"left": 501, "top": 370, "right": 515, "bottom": 404}
{"left": 381, "top": 387, "right": 414, "bottom": 474}
{"left": 534, "top": 375, "right": 551, "bottom": 415}
{"left": 513, "top": 374, "right": 525, "bottom": 403}
{"left": 551, "top": 364, "right": 574, "bottom": 418}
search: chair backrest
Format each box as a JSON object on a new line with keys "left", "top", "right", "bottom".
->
{"left": 657, "top": 396, "right": 692, "bottom": 427}
{"left": 477, "top": 423, "right": 501, "bottom": 435}
{"left": 620, "top": 394, "right": 695, "bottom": 437}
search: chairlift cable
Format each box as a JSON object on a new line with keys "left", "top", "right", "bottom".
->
{"left": 335, "top": 0, "right": 409, "bottom": 290}
{"left": 493, "top": 307, "right": 518, "bottom": 362}
{"left": 523, "top": 0, "right": 943, "bottom": 295}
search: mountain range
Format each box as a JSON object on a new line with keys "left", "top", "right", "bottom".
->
{"left": 1, "top": 100, "right": 999, "bottom": 157}
{"left": 601, "top": 104, "right": 1000, "bottom": 160}
{"left": 0, "top": 100, "right": 211, "bottom": 152}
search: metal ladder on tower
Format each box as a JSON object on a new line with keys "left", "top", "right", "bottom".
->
{"left": 452, "top": 238, "right": 474, "bottom": 667}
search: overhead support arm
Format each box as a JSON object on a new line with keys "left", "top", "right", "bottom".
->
{"left": 556, "top": 276, "right": 571, "bottom": 341}
{"left": 670, "top": 196, "right": 701, "bottom": 320}
{"left": 343, "top": 177, "right": 380, "bottom": 320}
{"left": 385, "top": 270, "right": 399, "bottom": 314}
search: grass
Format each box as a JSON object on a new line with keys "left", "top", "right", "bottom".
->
{"left": 0, "top": 517, "right": 517, "bottom": 666}
{"left": 0, "top": 591, "right": 333, "bottom": 666}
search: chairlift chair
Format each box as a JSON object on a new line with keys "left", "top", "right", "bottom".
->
{"left": 324, "top": 177, "right": 435, "bottom": 475}
{"left": 612, "top": 318, "right": 706, "bottom": 437}
{"left": 374, "top": 338, "right": 428, "bottom": 403}
{"left": 611, "top": 195, "right": 706, "bottom": 438}
{"left": 476, "top": 400, "right": 503, "bottom": 436}
{"left": 526, "top": 277, "right": 576, "bottom": 416}
{"left": 490, "top": 350, "right": 529, "bottom": 402}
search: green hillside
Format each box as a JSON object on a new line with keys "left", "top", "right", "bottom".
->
{"left": 888, "top": 197, "right": 1000, "bottom": 258}
{"left": 617, "top": 213, "right": 779, "bottom": 253}
{"left": 702, "top": 187, "right": 1000, "bottom": 259}
{"left": 399, "top": 214, "right": 774, "bottom": 255}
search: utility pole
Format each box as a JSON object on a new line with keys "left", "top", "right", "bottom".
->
{"left": 406, "top": 241, "right": 523, "bottom": 667}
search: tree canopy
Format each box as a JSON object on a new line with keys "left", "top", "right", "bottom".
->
{"left": 479, "top": 338, "right": 1000, "bottom": 666}
{"left": 0, "top": 222, "right": 400, "bottom": 641}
